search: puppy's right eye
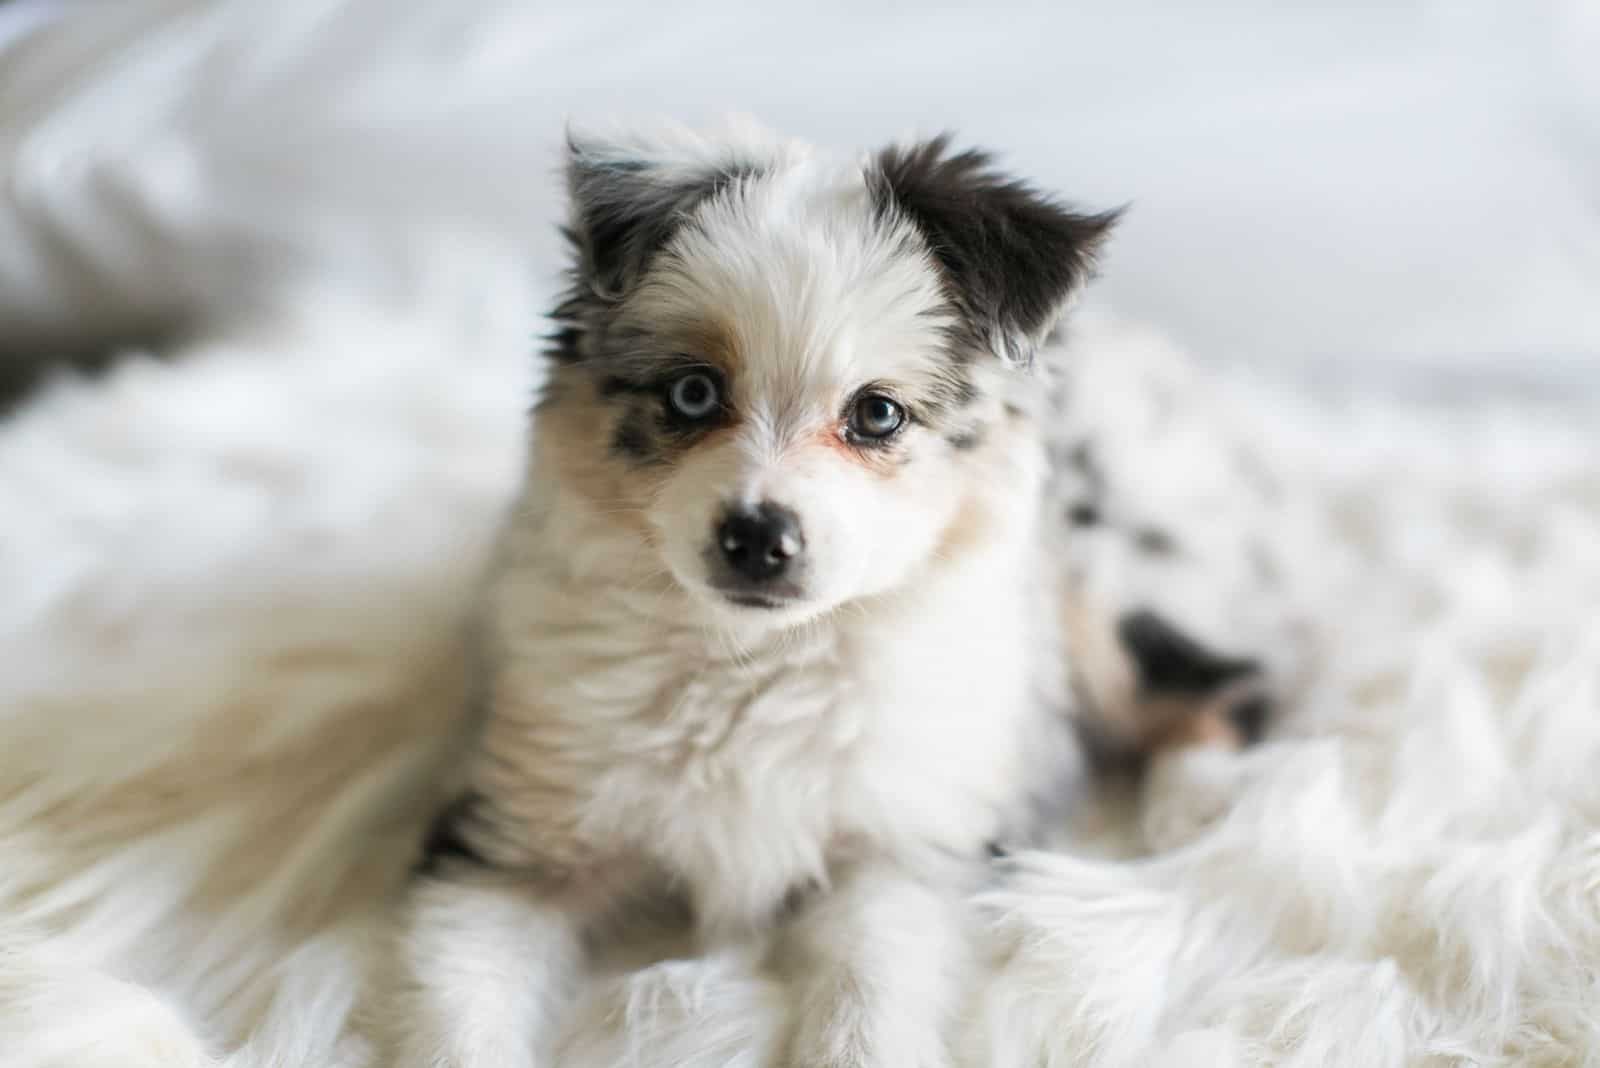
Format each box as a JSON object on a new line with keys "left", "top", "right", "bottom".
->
{"left": 667, "top": 371, "right": 720, "bottom": 421}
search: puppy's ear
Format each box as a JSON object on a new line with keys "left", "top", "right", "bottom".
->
{"left": 564, "top": 128, "right": 761, "bottom": 298}
{"left": 870, "top": 135, "right": 1120, "bottom": 366}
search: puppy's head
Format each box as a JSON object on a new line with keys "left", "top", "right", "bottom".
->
{"left": 539, "top": 124, "right": 1116, "bottom": 628}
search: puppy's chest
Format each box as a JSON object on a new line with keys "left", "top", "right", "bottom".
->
{"left": 492, "top": 602, "right": 1036, "bottom": 926}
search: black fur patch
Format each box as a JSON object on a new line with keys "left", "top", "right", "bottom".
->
{"left": 947, "top": 428, "right": 984, "bottom": 451}
{"left": 1134, "top": 527, "right": 1179, "bottom": 555}
{"left": 567, "top": 141, "right": 759, "bottom": 298}
{"left": 1067, "top": 502, "right": 1101, "bottom": 527}
{"left": 415, "top": 793, "right": 494, "bottom": 878}
{"left": 599, "top": 374, "right": 654, "bottom": 398}
{"left": 546, "top": 138, "right": 763, "bottom": 367}
{"left": 572, "top": 154, "right": 752, "bottom": 292}
{"left": 1230, "top": 695, "right": 1272, "bottom": 744}
{"left": 1117, "top": 609, "right": 1259, "bottom": 696}
{"left": 611, "top": 408, "right": 659, "bottom": 462}
{"left": 869, "top": 135, "right": 1120, "bottom": 364}
{"left": 598, "top": 360, "right": 734, "bottom": 466}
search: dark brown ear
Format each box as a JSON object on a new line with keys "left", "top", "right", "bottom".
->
{"left": 564, "top": 131, "right": 758, "bottom": 298}
{"left": 870, "top": 135, "right": 1120, "bottom": 365}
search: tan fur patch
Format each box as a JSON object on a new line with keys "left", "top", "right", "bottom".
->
{"left": 1062, "top": 583, "right": 1248, "bottom": 759}
{"left": 536, "top": 371, "right": 658, "bottom": 538}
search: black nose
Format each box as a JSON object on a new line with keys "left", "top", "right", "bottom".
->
{"left": 717, "top": 502, "right": 804, "bottom": 583}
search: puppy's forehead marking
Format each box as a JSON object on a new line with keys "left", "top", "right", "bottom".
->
{"left": 639, "top": 165, "right": 956, "bottom": 413}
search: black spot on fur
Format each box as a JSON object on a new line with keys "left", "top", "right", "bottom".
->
{"left": 611, "top": 411, "right": 658, "bottom": 462}
{"left": 1067, "top": 502, "right": 1101, "bottom": 527}
{"left": 415, "top": 793, "right": 493, "bottom": 878}
{"left": 778, "top": 878, "right": 824, "bottom": 920}
{"left": 869, "top": 135, "right": 1120, "bottom": 365}
{"left": 1067, "top": 441, "right": 1104, "bottom": 493}
{"left": 608, "top": 398, "right": 678, "bottom": 460}
{"left": 1230, "top": 695, "right": 1272, "bottom": 744}
{"left": 947, "top": 429, "right": 984, "bottom": 451}
{"left": 1134, "top": 527, "right": 1178, "bottom": 555}
{"left": 1117, "top": 609, "right": 1259, "bottom": 697}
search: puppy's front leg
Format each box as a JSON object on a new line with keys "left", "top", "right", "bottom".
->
{"left": 777, "top": 860, "right": 974, "bottom": 1068}
{"left": 386, "top": 872, "right": 585, "bottom": 1068}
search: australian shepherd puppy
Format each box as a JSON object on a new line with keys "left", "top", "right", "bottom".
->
{"left": 381, "top": 123, "right": 1275, "bottom": 1068}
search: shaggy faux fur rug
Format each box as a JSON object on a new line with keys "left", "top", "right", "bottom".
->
{"left": 6, "top": 299, "right": 1598, "bottom": 1068}
{"left": 4, "top": 3, "right": 1599, "bottom": 1066}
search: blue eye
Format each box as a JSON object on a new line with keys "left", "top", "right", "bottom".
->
{"left": 849, "top": 392, "right": 905, "bottom": 439}
{"left": 668, "top": 372, "right": 720, "bottom": 420}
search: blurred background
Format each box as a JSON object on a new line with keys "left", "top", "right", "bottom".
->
{"left": 2, "top": 0, "right": 1596, "bottom": 400}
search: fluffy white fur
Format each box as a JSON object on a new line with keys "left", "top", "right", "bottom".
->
{"left": 6, "top": 303, "right": 1598, "bottom": 1068}
{"left": 4, "top": 4, "right": 1600, "bottom": 1067}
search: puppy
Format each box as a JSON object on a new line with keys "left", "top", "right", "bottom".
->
{"left": 383, "top": 124, "right": 1274, "bottom": 1068}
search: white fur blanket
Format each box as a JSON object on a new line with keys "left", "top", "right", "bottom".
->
{"left": 3, "top": 4, "right": 1599, "bottom": 1066}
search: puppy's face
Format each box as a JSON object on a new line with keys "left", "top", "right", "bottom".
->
{"left": 540, "top": 128, "right": 1114, "bottom": 629}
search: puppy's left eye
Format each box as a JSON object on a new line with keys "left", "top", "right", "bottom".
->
{"left": 668, "top": 371, "right": 721, "bottom": 420}
{"left": 848, "top": 392, "right": 905, "bottom": 440}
